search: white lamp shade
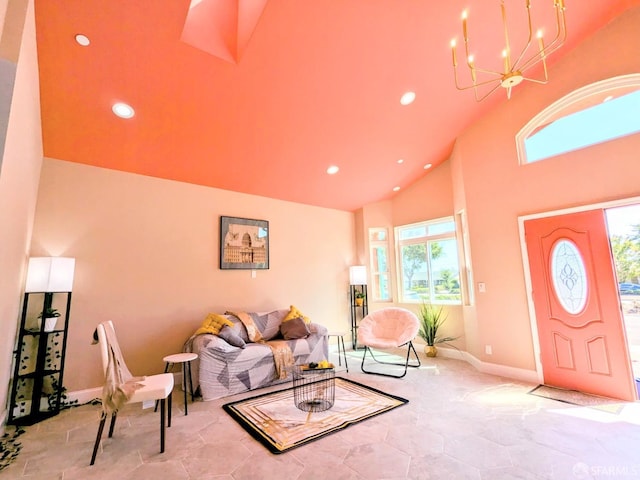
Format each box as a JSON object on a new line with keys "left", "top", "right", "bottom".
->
{"left": 25, "top": 257, "right": 75, "bottom": 293}
{"left": 349, "top": 265, "right": 367, "bottom": 285}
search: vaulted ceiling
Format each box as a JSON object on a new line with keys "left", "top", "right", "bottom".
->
{"left": 34, "top": 0, "right": 635, "bottom": 211}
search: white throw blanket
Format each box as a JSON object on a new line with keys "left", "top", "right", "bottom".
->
{"left": 100, "top": 323, "right": 145, "bottom": 414}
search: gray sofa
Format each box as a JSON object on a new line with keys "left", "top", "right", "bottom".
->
{"left": 185, "top": 309, "right": 328, "bottom": 400}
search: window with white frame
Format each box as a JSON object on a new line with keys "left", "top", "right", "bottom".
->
{"left": 369, "top": 228, "right": 391, "bottom": 301}
{"left": 395, "top": 218, "right": 462, "bottom": 304}
{"left": 517, "top": 75, "right": 640, "bottom": 165}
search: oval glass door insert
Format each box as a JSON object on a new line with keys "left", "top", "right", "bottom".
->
{"left": 550, "top": 239, "right": 588, "bottom": 314}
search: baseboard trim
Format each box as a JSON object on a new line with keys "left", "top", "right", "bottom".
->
{"left": 69, "top": 387, "right": 101, "bottom": 405}
{"left": 437, "top": 346, "right": 540, "bottom": 384}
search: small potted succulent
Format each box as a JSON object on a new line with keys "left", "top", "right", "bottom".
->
{"left": 354, "top": 291, "right": 365, "bottom": 307}
{"left": 38, "top": 308, "right": 61, "bottom": 332}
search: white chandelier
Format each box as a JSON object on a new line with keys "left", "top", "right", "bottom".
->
{"left": 451, "top": 0, "right": 567, "bottom": 101}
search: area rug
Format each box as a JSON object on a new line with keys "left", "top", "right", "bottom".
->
{"left": 528, "top": 385, "right": 621, "bottom": 407}
{"left": 222, "top": 377, "right": 408, "bottom": 454}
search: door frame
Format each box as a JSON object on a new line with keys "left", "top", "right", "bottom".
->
{"left": 518, "top": 195, "right": 640, "bottom": 385}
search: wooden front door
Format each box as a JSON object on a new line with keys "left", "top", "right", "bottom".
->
{"left": 524, "top": 209, "right": 636, "bottom": 401}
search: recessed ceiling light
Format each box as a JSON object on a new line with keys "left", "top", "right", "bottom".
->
{"left": 424, "top": 163, "right": 432, "bottom": 169}
{"left": 75, "top": 34, "right": 90, "bottom": 46}
{"left": 603, "top": 95, "right": 614, "bottom": 103}
{"left": 112, "top": 102, "right": 135, "bottom": 119}
{"left": 326, "top": 165, "right": 339, "bottom": 175}
{"left": 400, "top": 91, "right": 416, "bottom": 105}
{"left": 393, "top": 186, "right": 401, "bottom": 192}
{"left": 397, "top": 159, "right": 404, "bottom": 164}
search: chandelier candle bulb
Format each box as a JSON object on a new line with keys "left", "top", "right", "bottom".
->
{"left": 501, "top": 2, "right": 511, "bottom": 69}
{"left": 462, "top": 10, "right": 468, "bottom": 40}
{"left": 451, "top": 39, "right": 457, "bottom": 67}
{"left": 537, "top": 30, "right": 545, "bottom": 57}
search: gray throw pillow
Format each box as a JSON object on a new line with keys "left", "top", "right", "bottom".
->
{"left": 280, "top": 317, "right": 310, "bottom": 340}
{"left": 252, "top": 311, "right": 282, "bottom": 341}
{"left": 217, "top": 325, "right": 246, "bottom": 348}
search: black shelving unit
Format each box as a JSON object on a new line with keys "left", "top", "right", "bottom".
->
{"left": 349, "top": 284, "right": 368, "bottom": 350}
{"left": 8, "top": 291, "right": 72, "bottom": 426}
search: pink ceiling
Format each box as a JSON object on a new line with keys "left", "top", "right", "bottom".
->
{"left": 34, "top": 0, "right": 637, "bottom": 211}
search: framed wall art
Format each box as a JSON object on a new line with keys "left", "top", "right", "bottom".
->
{"left": 219, "top": 216, "right": 269, "bottom": 270}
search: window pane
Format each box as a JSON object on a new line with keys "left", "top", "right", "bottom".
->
{"left": 400, "top": 243, "right": 427, "bottom": 301}
{"left": 372, "top": 246, "right": 388, "bottom": 272}
{"left": 372, "top": 273, "right": 390, "bottom": 301}
{"left": 369, "top": 228, "right": 387, "bottom": 242}
{"left": 427, "top": 221, "right": 455, "bottom": 235}
{"left": 551, "top": 239, "right": 588, "bottom": 314}
{"left": 399, "top": 226, "right": 427, "bottom": 240}
{"left": 524, "top": 89, "right": 640, "bottom": 163}
{"left": 430, "top": 239, "right": 461, "bottom": 302}
{"left": 396, "top": 217, "right": 462, "bottom": 305}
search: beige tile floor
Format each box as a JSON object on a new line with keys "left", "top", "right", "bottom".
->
{"left": 3, "top": 350, "right": 640, "bottom": 480}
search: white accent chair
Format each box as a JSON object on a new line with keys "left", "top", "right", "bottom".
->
{"left": 359, "top": 307, "right": 421, "bottom": 378}
{"left": 90, "top": 320, "right": 174, "bottom": 465}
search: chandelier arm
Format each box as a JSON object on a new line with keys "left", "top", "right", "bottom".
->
{"left": 510, "top": 0, "right": 534, "bottom": 72}
{"left": 472, "top": 66, "right": 505, "bottom": 77}
{"left": 517, "top": 51, "right": 548, "bottom": 75}
{"left": 518, "top": 35, "right": 564, "bottom": 73}
{"left": 511, "top": 38, "right": 534, "bottom": 72}
{"left": 454, "top": 74, "right": 503, "bottom": 91}
{"left": 519, "top": 17, "right": 567, "bottom": 73}
{"left": 520, "top": 75, "right": 549, "bottom": 85}
{"left": 516, "top": 5, "right": 566, "bottom": 73}
{"left": 537, "top": 5, "right": 567, "bottom": 57}
{"left": 473, "top": 82, "right": 503, "bottom": 102}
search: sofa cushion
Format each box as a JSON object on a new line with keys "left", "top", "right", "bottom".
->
{"left": 217, "top": 325, "right": 246, "bottom": 348}
{"left": 252, "top": 310, "right": 284, "bottom": 341}
{"left": 194, "top": 313, "right": 234, "bottom": 336}
{"left": 226, "top": 316, "right": 250, "bottom": 343}
{"left": 280, "top": 317, "right": 310, "bottom": 340}
{"left": 282, "top": 305, "right": 310, "bottom": 324}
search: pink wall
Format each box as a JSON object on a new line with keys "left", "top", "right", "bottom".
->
{"left": 358, "top": 161, "right": 465, "bottom": 346}
{"left": 391, "top": 162, "right": 454, "bottom": 227}
{"left": 0, "top": 0, "right": 42, "bottom": 426}
{"left": 452, "top": 7, "right": 640, "bottom": 369}
{"left": 31, "top": 160, "right": 356, "bottom": 391}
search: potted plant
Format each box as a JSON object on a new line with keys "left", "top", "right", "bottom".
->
{"left": 38, "top": 308, "right": 61, "bottom": 332}
{"left": 418, "top": 303, "right": 458, "bottom": 357}
{"left": 354, "top": 291, "right": 365, "bottom": 307}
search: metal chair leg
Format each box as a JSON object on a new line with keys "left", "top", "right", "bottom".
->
{"left": 340, "top": 335, "right": 349, "bottom": 372}
{"left": 187, "top": 360, "right": 195, "bottom": 402}
{"left": 90, "top": 412, "right": 107, "bottom": 466}
{"left": 107, "top": 412, "right": 117, "bottom": 437}
{"left": 167, "top": 392, "right": 172, "bottom": 428}
{"left": 360, "top": 341, "right": 421, "bottom": 378}
{"left": 160, "top": 398, "right": 165, "bottom": 453}
{"left": 182, "top": 362, "right": 188, "bottom": 415}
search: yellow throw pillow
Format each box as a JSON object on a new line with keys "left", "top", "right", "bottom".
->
{"left": 282, "top": 305, "right": 310, "bottom": 324}
{"left": 194, "top": 313, "right": 234, "bottom": 336}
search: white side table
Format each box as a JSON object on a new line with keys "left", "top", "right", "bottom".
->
{"left": 161, "top": 352, "right": 198, "bottom": 415}
{"left": 327, "top": 332, "right": 348, "bottom": 372}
